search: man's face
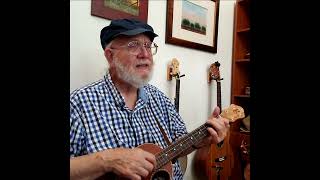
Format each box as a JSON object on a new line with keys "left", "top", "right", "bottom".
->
{"left": 108, "top": 34, "right": 154, "bottom": 88}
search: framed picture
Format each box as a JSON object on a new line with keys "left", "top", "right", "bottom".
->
{"left": 91, "top": 0, "right": 149, "bottom": 23}
{"left": 166, "top": 0, "right": 220, "bottom": 53}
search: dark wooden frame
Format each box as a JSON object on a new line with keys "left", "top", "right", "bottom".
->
{"left": 165, "top": 0, "right": 220, "bottom": 53}
{"left": 91, "top": 0, "right": 149, "bottom": 23}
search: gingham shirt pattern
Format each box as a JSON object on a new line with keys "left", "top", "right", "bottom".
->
{"left": 70, "top": 73, "right": 188, "bottom": 180}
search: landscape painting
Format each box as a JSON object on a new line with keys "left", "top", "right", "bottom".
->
{"left": 91, "top": 0, "right": 149, "bottom": 23}
{"left": 104, "top": 0, "right": 139, "bottom": 16}
{"left": 181, "top": 0, "right": 208, "bottom": 35}
{"left": 165, "top": 0, "right": 220, "bottom": 53}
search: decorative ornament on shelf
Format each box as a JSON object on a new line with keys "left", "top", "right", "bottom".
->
{"left": 244, "top": 52, "right": 250, "bottom": 59}
{"left": 245, "top": 86, "right": 250, "bottom": 95}
{"left": 242, "top": 115, "right": 250, "bottom": 131}
{"left": 240, "top": 139, "right": 250, "bottom": 162}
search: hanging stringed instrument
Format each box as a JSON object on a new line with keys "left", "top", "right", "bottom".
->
{"left": 167, "top": 58, "right": 185, "bottom": 112}
{"left": 209, "top": 61, "right": 230, "bottom": 180}
{"left": 96, "top": 104, "right": 245, "bottom": 180}
{"left": 194, "top": 61, "right": 230, "bottom": 180}
{"left": 167, "top": 58, "right": 187, "bottom": 174}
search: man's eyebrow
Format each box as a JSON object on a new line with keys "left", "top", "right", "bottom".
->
{"left": 111, "top": 38, "right": 127, "bottom": 46}
{"left": 127, "top": 37, "right": 152, "bottom": 43}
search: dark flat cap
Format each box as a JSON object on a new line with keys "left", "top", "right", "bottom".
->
{"left": 100, "top": 18, "right": 158, "bottom": 50}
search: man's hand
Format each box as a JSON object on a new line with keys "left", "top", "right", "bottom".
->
{"left": 98, "top": 148, "right": 156, "bottom": 180}
{"left": 195, "top": 106, "right": 230, "bottom": 148}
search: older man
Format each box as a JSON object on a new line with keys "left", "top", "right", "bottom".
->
{"left": 70, "top": 18, "right": 229, "bottom": 180}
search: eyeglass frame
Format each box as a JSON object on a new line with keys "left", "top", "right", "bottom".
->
{"left": 109, "top": 40, "right": 158, "bottom": 56}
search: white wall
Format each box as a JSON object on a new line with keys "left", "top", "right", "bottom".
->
{"left": 70, "top": 0, "right": 235, "bottom": 179}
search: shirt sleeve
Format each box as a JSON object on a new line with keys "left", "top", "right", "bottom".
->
{"left": 70, "top": 97, "right": 86, "bottom": 157}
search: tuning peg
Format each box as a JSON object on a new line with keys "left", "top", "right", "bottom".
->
{"left": 215, "top": 156, "right": 227, "bottom": 162}
{"left": 213, "top": 166, "right": 223, "bottom": 173}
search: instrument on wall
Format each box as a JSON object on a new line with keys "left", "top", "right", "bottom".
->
{"left": 96, "top": 104, "right": 245, "bottom": 180}
{"left": 194, "top": 61, "right": 229, "bottom": 180}
{"left": 208, "top": 61, "right": 223, "bottom": 109}
{"left": 167, "top": 58, "right": 187, "bottom": 174}
{"left": 167, "top": 58, "right": 185, "bottom": 112}
{"left": 208, "top": 61, "right": 229, "bottom": 180}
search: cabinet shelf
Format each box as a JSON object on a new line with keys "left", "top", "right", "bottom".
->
{"left": 238, "top": 0, "right": 249, "bottom": 4}
{"left": 233, "top": 94, "right": 250, "bottom": 98}
{"left": 237, "top": 27, "right": 250, "bottom": 33}
{"left": 240, "top": 128, "right": 250, "bottom": 134}
{"left": 235, "top": 58, "right": 250, "bottom": 63}
{"left": 230, "top": 0, "right": 250, "bottom": 179}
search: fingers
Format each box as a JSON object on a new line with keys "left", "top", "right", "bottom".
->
{"left": 122, "top": 162, "right": 151, "bottom": 179}
{"left": 105, "top": 148, "right": 156, "bottom": 179}
{"left": 136, "top": 166, "right": 149, "bottom": 178}
{"left": 211, "top": 106, "right": 220, "bottom": 118}
{"left": 211, "top": 106, "right": 230, "bottom": 127}
{"left": 135, "top": 148, "right": 156, "bottom": 173}
{"left": 205, "top": 107, "right": 229, "bottom": 144}
{"left": 141, "top": 156, "right": 155, "bottom": 173}
{"left": 207, "top": 117, "right": 225, "bottom": 132}
{"left": 131, "top": 149, "right": 156, "bottom": 177}
{"left": 128, "top": 174, "right": 141, "bottom": 180}
{"left": 206, "top": 127, "right": 219, "bottom": 143}
{"left": 224, "top": 119, "right": 230, "bottom": 128}
{"left": 143, "top": 150, "right": 157, "bottom": 169}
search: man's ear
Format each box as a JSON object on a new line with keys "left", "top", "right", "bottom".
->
{"left": 104, "top": 48, "right": 113, "bottom": 64}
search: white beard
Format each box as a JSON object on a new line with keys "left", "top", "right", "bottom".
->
{"left": 113, "top": 58, "right": 153, "bottom": 88}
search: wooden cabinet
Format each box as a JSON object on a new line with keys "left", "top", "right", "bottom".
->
{"left": 193, "top": 1, "right": 250, "bottom": 179}
{"left": 231, "top": 0, "right": 250, "bottom": 116}
{"left": 229, "top": 123, "right": 250, "bottom": 180}
{"left": 229, "top": 0, "right": 251, "bottom": 179}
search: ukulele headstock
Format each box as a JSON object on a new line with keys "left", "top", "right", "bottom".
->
{"left": 220, "top": 104, "right": 245, "bottom": 122}
{"left": 167, "top": 58, "right": 184, "bottom": 81}
{"left": 208, "top": 61, "right": 223, "bottom": 83}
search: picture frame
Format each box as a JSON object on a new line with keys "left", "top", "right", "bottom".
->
{"left": 91, "top": 0, "right": 149, "bottom": 23}
{"left": 166, "top": 0, "right": 220, "bottom": 53}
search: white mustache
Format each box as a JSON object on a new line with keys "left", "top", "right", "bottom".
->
{"left": 135, "top": 60, "right": 152, "bottom": 66}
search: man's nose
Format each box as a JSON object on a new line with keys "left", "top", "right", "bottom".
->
{"left": 137, "top": 45, "right": 150, "bottom": 57}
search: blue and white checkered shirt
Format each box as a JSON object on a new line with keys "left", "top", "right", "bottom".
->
{"left": 70, "top": 73, "right": 188, "bottom": 180}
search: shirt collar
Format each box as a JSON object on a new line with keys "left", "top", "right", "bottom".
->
{"left": 138, "top": 86, "right": 148, "bottom": 103}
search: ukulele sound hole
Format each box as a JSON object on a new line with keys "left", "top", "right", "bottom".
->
{"left": 151, "top": 170, "right": 170, "bottom": 180}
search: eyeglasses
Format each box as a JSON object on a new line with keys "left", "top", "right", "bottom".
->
{"left": 111, "top": 40, "right": 158, "bottom": 56}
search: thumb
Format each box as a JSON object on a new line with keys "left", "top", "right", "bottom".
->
{"left": 211, "top": 106, "right": 220, "bottom": 118}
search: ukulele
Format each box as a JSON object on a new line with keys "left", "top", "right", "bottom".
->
{"left": 167, "top": 58, "right": 185, "bottom": 112}
{"left": 97, "top": 104, "right": 245, "bottom": 180}
{"left": 167, "top": 58, "right": 187, "bottom": 174}
{"left": 209, "top": 61, "right": 228, "bottom": 180}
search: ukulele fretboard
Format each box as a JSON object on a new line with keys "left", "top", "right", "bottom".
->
{"left": 155, "top": 123, "right": 209, "bottom": 169}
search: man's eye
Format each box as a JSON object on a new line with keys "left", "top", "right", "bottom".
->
{"left": 128, "top": 41, "right": 139, "bottom": 47}
{"left": 144, "top": 43, "right": 152, "bottom": 48}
